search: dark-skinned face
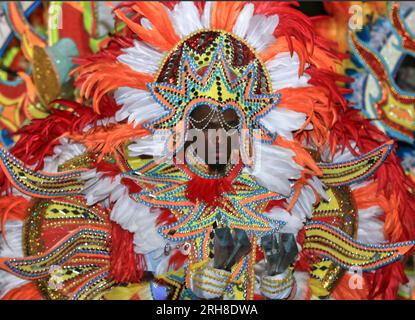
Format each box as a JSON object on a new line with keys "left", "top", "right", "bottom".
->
{"left": 187, "top": 105, "right": 241, "bottom": 175}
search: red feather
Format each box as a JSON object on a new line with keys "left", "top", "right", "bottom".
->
{"left": 264, "top": 199, "right": 287, "bottom": 212}
{"left": 10, "top": 98, "right": 118, "bottom": 170}
{"left": 96, "top": 161, "right": 122, "bottom": 178}
{"left": 110, "top": 222, "right": 146, "bottom": 283}
{"left": 156, "top": 208, "right": 177, "bottom": 227}
{"left": 306, "top": 66, "right": 353, "bottom": 110}
{"left": 370, "top": 262, "right": 408, "bottom": 299}
{"left": 186, "top": 175, "right": 235, "bottom": 206}
{"left": 168, "top": 249, "right": 188, "bottom": 270}
{"left": 120, "top": 177, "right": 142, "bottom": 194}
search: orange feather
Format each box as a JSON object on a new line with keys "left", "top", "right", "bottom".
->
{"left": 260, "top": 36, "right": 338, "bottom": 74}
{"left": 352, "top": 180, "right": 405, "bottom": 243}
{"left": 278, "top": 87, "right": 337, "bottom": 149}
{"left": 331, "top": 273, "right": 372, "bottom": 300}
{"left": 72, "top": 60, "right": 153, "bottom": 114}
{"left": 0, "top": 196, "right": 30, "bottom": 235}
{"left": 114, "top": 2, "right": 180, "bottom": 52}
{"left": 211, "top": 1, "right": 246, "bottom": 32}
{"left": 1, "top": 282, "right": 43, "bottom": 300}
{"left": 274, "top": 136, "right": 322, "bottom": 177}
{"left": 69, "top": 123, "right": 151, "bottom": 160}
{"left": 132, "top": 2, "right": 180, "bottom": 46}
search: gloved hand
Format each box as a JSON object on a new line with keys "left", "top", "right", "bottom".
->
{"left": 189, "top": 264, "right": 232, "bottom": 299}
{"left": 259, "top": 267, "right": 295, "bottom": 300}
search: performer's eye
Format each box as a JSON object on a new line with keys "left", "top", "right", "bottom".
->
{"left": 189, "top": 105, "right": 213, "bottom": 130}
{"left": 227, "top": 121, "right": 239, "bottom": 127}
{"left": 394, "top": 54, "right": 415, "bottom": 93}
{"left": 222, "top": 109, "right": 240, "bottom": 130}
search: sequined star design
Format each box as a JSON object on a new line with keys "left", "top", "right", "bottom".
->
{"left": 124, "top": 160, "right": 286, "bottom": 243}
{"left": 146, "top": 35, "right": 281, "bottom": 147}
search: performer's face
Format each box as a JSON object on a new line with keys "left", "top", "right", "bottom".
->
{"left": 188, "top": 105, "right": 240, "bottom": 174}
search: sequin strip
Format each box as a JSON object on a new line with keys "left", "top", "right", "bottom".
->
{"left": 0, "top": 227, "right": 110, "bottom": 279}
{"left": 304, "top": 221, "right": 415, "bottom": 271}
{"left": 318, "top": 141, "right": 393, "bottom": 187}
{"left": 348, "top": 30, "right": 415, "bottom": 142}
{"left": 0, "top": 148, "right": 85, "bottom": 197}
{"left": 390, "top": 2, "right": 415, "bottom": 53}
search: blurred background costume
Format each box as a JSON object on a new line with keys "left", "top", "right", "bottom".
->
{"left": 313, "top": 1, "right": 415, "bottom": 298}
{"left": 0, "top": 1, "right": 414, "bottom": 300}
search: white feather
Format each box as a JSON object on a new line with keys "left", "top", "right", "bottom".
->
{"left": 250, "top": 142, "right": 303, "bottom": 196}
{"left": 155, "top": 253, "right": 175, "bottom": 276}
{"left": 0, "top": 221, "right": 29, "bottom": 298}
{"left": 96, "top": 117, "right": 116, "bottom": 127}
{"left": 308, "top": 176, "right": 329, "bottom": 201}
{"left": 265, "top": 52, "right": 310, "bottom": 90}
{"left": 81, "top": 170, "right": 124, "bottom": 206}
{"left": 267, "top": 207, "right": 304, "bottom": 236}
{"left": 114, "top": 87, "right": 167, "bottom": 127}
{"left": 293, "top": 188, "right": 314, "bottom": 219}
{"left": 1, "top": 188, "right": 31, "bottom": 201}
{"left": 109, "top": 191, "right": 167, "bottom": 255}
{"left": 81, "top": 170, "right": 169, "bottom": 257}
{"left": 128, "top": 134, "right": 169, "bottom": 158}
{"left": 117, "top": 40, "right": 164, "bottom": 75}
{"left": 43, "top": 138, "right": 86, "bottom": 173}
{"left": 289, "top": 183, "right": 320, "bottom": 221}
{"left": 350, "top": 180, "right": 372, "bottom": 191}
{"left": 140, "top": 17, "right": 152, "bottom": 30}
{"left": 319, "top": 144, "right": 334, "bottom": 163}
{"left": 285, "top": 176, "right": 329, "bottom": 222}
{"left": 144, "top": 247, "right": 166, "bottom": 273}
{"left": 292, "top": 271, "right": 310, "bottom": 300}
{"left": 245, "top": 14, "right": 279, "bottom": 52}
{"left": 357, "top": 206, "right": 386, "bottom": 244}
{"left": 259, "top": 108, "right": 311, "bottom": 140}
{"left": 232, "top": 3, "right": 255, "bottom": 39}
{"left": 82, "top": 117, "right": 117, "bottom": 133}
{"left": 170, "top": 2, "right": 203, "bottom": 37}
{"left": 264, "top": 178, "right": 328, "bottom": 247}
